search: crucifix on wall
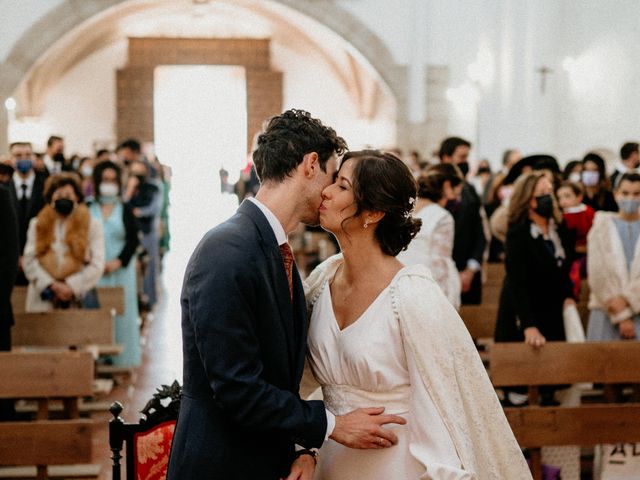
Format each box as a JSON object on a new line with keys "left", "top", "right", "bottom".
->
{"left": 536, "top": 66, "right": 553, "bottom": 94}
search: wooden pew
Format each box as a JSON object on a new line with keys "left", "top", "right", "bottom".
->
{"left": 490, "top": 342, "right": 640, "bottom": 480}
{"left": 0, "top": 351, "right": 97, "bottom": 480}
{"left": 11, "top": 286, "right": 124, "bottom": 316}
{"left": 458, "top": 263, "right": 503, "bottom": 341}
{"left": 458, "top": 304, "right": 498, "bottom": 340}
{"left": 12, "top": 310, "right": 114, "bottom": 352}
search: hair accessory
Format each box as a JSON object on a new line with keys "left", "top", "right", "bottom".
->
{"left": 404, "top": 197, "right": 416, "bottom": 219}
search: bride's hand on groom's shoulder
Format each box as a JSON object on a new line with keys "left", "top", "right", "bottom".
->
{"left": 282, "top": 454, "right": 315, "bottom": 480}
{"left": 330, "top": 407, "right": 407, "bottom": 449}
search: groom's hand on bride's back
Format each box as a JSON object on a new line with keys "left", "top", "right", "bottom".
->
{"left": 329, "top": 407, "right": 406, "bottom": 449}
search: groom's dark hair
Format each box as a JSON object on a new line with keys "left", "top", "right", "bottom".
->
{"left": 253, "top": 109, "right": 347, "bottom": 183}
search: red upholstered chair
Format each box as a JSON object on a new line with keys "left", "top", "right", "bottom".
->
{"left": 109, "top": 381, "right": 181, "bottom": 480}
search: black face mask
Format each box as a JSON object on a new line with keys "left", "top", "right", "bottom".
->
{"left": 54, "top": 198, "right": 74, "bottom": 216}
{"left": 135, "top": 175, "right": 146, "bottom": 184}
{"left": 534, "top": 194, "right": 554, "bottom": 218}
{"left": 457, "top": 162, "right": 469, "bottom": 178}
{"left": 53, "top": 153, "right": 65, "bottom": 163}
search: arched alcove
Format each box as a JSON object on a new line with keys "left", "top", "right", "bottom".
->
{"left": 0, "top": 0, "right": 410, "bottom": 152}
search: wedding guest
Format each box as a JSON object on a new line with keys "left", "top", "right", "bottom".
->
{"left": 439, "top": 137, "right": 486, "bottom": 304}
{"left": 610, "top": 142, "right": 639, "bottom": 189}
{"left": 557, "top": 181, "right": 595, "bottom": 256}
{"left": 42, "top": 135, "right": 70, "bottom": 175}
{"left": 0, "top": 180, "right": 19, "bottom": 421}
{"left": 124, "top": 161, "right": 161, "bottom": 310}
{"left": 587, "top": 172, "right": 640, "bottom": 341}
{"left": 78, "top": 157, "right": 95, "bottom": 200}
{"left": 581, "top": 153, "right": 618, "bottom": 212}
{"left": 90, "top": 161, "right": 141, "bottom": 366}
{"left": 495, "top": 171, "right": 576, "bottom": 347}
{"left": 563, "top": 160, "right": 583, "bottom": 184}
{"left": 22, "top": 173, "right": 104, "bottom": 312}
{"left": 398, "top": 164, "right": 463, "bottom": 308}
{"left": 557, "top": 181, "right": 594, "bottom": 298}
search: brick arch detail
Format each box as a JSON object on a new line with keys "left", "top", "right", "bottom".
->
{"left": 117, "top": 37, "right": 282, "bottom": 150}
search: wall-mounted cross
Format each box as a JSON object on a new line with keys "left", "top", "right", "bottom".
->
{"left": 537, "top": 66, "right": 553, "bottom": 94}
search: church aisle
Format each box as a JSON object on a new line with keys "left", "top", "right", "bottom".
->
{"left": 91, "top": 255, "right": 183, "bottom": 480}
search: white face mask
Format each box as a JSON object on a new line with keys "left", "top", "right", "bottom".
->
{"left": 581, "top": 170, "right": 600, "bottom": 187}
{"left": 568, "top": 172, "right": 582, "bottom": 184}
{"left": 99, "top": 182, "right": 119, "bottom": 198}
{"left": 81, "top": 165, "right": 93, "bottom": 177}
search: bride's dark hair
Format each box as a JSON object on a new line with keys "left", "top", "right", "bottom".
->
{"left": 339, "top": 150, "right": 422, "bottom": 256}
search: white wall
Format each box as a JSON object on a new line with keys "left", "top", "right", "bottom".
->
{"left": 555, "top": 0, "right": 640, "bottom": 164}
{"left": 39, "top": 40, "right": 128, "bottom": 155}
{"left": 0, "top": 0, "right": 64, "bottom": 63}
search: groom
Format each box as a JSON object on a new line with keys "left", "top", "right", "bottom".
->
{"left": 167, "top": 110, "right": 405, "bottom": 479}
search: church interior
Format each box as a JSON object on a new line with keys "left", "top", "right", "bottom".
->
{"left": 1, "top": 1, "right": 640, "bottom": 479}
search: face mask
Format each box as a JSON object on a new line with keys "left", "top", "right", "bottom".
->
{"left": 618, "top": 198, "right": 640, "bottom": 215}
{"left": 568, "top": 172, "right": 582, "bottom": 183}
{"left": 135, "top": 174, "right": 146, "bottom": 184}
{"left": 445, "top": 199, "right": 461, "bottom": 213}
{"left": 457, "top": 162, "right": 470, "bottom": 178}
{"left": 477, "top": 167, "right": 491, "bottom": 175}
{"left": 16, "top": 159, "right": 33, "bottom": 174}
{"left": 534, "top": 194, "right": 554, "bottom": 218}
{"left": 582, "top": 170, "right": 600, "bottom": 187}
{"left": 53, "top": 153, "right": 65, "bottom": 163}
{"left": 53, "top": 198, "right": 74, "bottom": 216}
{"left": 81, "top": 165, "right": 93, "bottom": 177}
{"left": 99, "top": 182, "right": 119, "bottom": 201}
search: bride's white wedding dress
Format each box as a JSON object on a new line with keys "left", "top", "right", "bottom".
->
{"left": 304, "top": 255, "right": 532, "bottom": 480}
{"left": 308, "top": 270, "right": 471, "bottom": 480}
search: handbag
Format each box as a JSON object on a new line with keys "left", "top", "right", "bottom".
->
{"left": 563, "top": 303, "right": 586, "bottom": 343}
{"left": 599, "top": 443, "right": 640, "bottom": 479}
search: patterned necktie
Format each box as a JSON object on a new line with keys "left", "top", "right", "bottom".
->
{"left": 279, "top": 243, "right": 294, "bottom": 301}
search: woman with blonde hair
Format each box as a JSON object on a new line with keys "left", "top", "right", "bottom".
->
{"left": 22, "top": 173, "right": 104, "bottom": 312}
{"left": 494, "top": 171, "right": 576, "bottom": 348}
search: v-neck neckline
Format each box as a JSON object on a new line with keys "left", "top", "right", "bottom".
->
{"left": 326, "top": 265, "right": 404, "bottom": 333}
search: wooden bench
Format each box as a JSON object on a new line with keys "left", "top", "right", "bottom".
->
{"left": 458, "top": 304, "right": 498, "bottom": 340}
{"left": 490, "top": 342, "right": 640, "bottom": 480}
{"left": 11, "top": 286, "right": 125, "bottom": 316}
{"left": 0, "top": 351, "right": 97, "bottom": 480}
{"left": 12, "top": 310, "right": 115, "bottom": 354}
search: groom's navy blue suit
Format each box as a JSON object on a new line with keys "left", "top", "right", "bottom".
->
{"left": 167, "top": 200, "right": 327, "bottom": 479}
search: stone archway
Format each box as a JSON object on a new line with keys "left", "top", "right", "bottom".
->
{"left": 0, "top": 0, "right": 408, "bottom": 151}
{"left": 116, "top": 37, "right": 282, "bottom": 150}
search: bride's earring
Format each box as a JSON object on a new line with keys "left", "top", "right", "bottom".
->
{"left": 363, "top": 220, "right": 369, "bottom": 229}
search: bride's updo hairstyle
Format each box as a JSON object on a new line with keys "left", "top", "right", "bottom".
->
{"left": 340, "top": 150, "right": 422, "bottom": 256}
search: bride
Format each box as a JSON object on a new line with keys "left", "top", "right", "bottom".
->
{"left": 304, "top": 150, "right": 531, "bottom": 479}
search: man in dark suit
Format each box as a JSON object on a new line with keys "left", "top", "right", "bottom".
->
{"left": 0, "top": 176, "right": 20, "bottom": 420}
{"left": 8, "top": 142, "right": 46, "bottom": 285}
{"left": 610, "top": 142, "right": 639, "bottom": 189}
{"left": 439, "top": 137, "right": 487, "bottom": 304}
{"left": 168, "top": 110, "right": 405, "bottom": 480}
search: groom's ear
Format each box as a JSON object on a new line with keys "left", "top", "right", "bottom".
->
{"left": 300, "top": 152, "right": 320, "bottom": 179}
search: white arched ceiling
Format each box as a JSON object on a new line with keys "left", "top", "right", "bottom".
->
{"left": 1, "top": 0, "right": 406, "bottom": 138}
